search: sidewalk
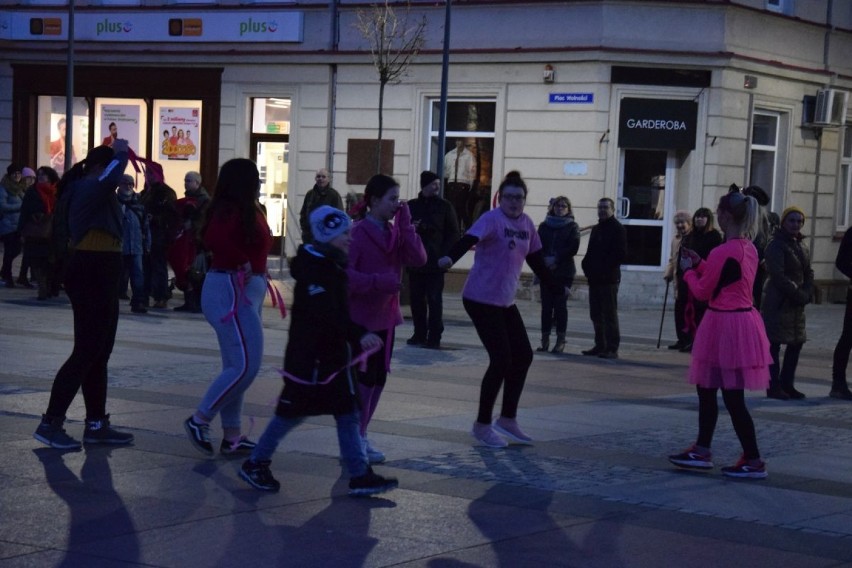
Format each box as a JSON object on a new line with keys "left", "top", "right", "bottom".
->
{"left": 2, "top": 273, "right": 852, "bottom": 567}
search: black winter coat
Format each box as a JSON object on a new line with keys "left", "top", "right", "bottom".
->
{"left": 761, "top": 230, "right": 813, "bottom": 344}
{"left": 276, "top": 244, "right": 368, "bottom": 418}
{"left": 537, "top": 215, "right": 580, "bottom": 288}
{"left": 406, "top": 193, "right": 460, "bottom": 272}
{"left": 581, "top": 215, "right": 627, "bottom": 285}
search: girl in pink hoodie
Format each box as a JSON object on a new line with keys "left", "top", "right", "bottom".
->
{"left": 347, "top": 174, "right": 426, "bottom": 463}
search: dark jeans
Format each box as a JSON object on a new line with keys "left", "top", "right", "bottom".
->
{"left": 463, "top": 298, "right": 533, "bottom": 424}
{"left": 673, "top": 278, "right": 690, "bottom": 344}
{"left": 408, "top": 271, "right": 445, "bottom": 343}
{"left": 832, "top": 289, "right": 852, "bottom": 389}
{"left": 45, "top": 251, "right": 121, "bottom": 421}
{"left": 1, "top": 231, "right": 21, "bottom": 280}
{"left": 768, "top": 342, "right": 803, "bottom": 390}
{"left": 145, "top": 245, "right": 171, "bottom": 302}
{"left": 588, "top": 283, "right": 620, "bottom": 353}
{"left": 539, "top": 284, "right": 568, "bottom": 336}
{"left": 696, "top": 386, "right": 760, "bottom": 460}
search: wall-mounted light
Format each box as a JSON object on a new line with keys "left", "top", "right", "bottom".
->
{"left": 744, "top": 75, "right": 758, "bottom": 89}
{"left": 543, "top": 64, "right": 555, "bottom": 84}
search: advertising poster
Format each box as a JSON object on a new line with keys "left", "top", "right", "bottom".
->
{"left": 46, "top": 112, "right": 89, "bottom": 174}
{"left": 159, "top": 107, "right": 200, "bottom": 161}
{"left": 100, "top": 104, "right": 141, "bottom": 149}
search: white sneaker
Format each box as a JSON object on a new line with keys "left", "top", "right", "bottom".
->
{"left": 362, "top": 437, "right": 386, "bottom": 464}
{"left": 471, "top": 422, "right": 508, "bottom": 448}
{"left": 492, "top": 417, "right": 533, "bottom": 444}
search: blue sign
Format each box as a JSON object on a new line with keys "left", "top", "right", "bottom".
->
{"left": 549, "top": 93, "right": 594, "bottom": 104}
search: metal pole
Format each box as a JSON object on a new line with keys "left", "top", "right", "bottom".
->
{"left": 64, "top": 0, "right": 75, "bottom": 173}
{"left": 435, "top": 0, "right": 451, "bottom": 195}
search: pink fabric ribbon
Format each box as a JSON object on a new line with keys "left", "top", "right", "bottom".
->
{"left": 265, "top": 275, "right": 287, "bottom": 319}
{"left": 278, "top": 344, "right": 381, "bottom": 386}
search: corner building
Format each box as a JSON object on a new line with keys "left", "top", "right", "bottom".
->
{"left": 1, "top": 0, "right": 850, "bottom": 302}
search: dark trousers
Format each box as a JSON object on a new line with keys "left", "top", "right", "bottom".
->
{"left": 539, "top": 285, "right": 568, "bottom": 336}
{"left": 673, "top": 278, "right": 690, "bottom": 344}
{"left": 463, "top": 298, "right": 533, "bottom": 424}
{"left": 46, "top": 251, "right": 121, "bottom": 421}
{"left": 832, "top": 290, "right": 852, "bottom": 389}
{"left": 696, "top": 386, "right": 760, "bottom": 460}
{"left": 1, "top": 231, "right": 21, "bottom": 280}
{"left": 408, "top": 271, "right": 445, "bottom": 343}
{"left": 588, "top": 283, "right": 620, "bottom": 353}
{"left": 768, "top": 342, "right": 803, "bottom": 390}
{"left": 145, "top": 245, "right": 171, "bottom": 302}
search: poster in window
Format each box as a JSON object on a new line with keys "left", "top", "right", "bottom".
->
{"left": 159, "top": 107, "right": 200, "bottom": 161}
{"left": 100, "top": 104, "right": 141, "bottom": 149}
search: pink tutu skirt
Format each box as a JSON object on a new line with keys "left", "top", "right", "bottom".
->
{"left": 688, "top": 308, "right": 771, "bottom": 390}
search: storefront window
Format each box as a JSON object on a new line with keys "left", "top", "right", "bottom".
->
{"left": 429, "top": 99, "right": 496, "bottom": 231}
{"left": 252, "top": 98, "right": 291, "bottom": 135}
{"left": 95, "top": 98, "right": 148, "bottom": 154}
{"left": 153, "top": 99, "right": 202, "bottom": 190}
{"left": 37, "top": 96, "right": 89, "bottom": 175}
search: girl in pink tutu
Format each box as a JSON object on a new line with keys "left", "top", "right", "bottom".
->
{"left": 668, "top": 189, "right": 771, "bottom": 479}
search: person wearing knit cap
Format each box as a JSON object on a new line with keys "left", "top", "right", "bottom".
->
{"left": 405, "top": 171, "right": 460, "bottom": 348}
{"left": 240, "top": 203, "right": 399, "bottom": 496}
{"left": 762, "top": 205, "right": 813, "bottom": 400}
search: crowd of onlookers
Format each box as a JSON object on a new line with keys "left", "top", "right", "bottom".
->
{"left": 0, "top": 161, "right": 210, "bottom": 313}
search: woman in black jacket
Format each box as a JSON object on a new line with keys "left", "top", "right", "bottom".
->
{"left": 678, "top": 207, "right": 723, "bottom": 351}
{"left": 536, "top": 196, "right": 580, "bottom": 353}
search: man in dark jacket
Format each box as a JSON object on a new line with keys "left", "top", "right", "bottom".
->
{"left": 405, "top": 171, "right": 460, "bottom": 348}
{"left": 299, "top": 168, "right": 343, "bottom": 244}
{"left": 581, "top": 197, "right": 627, "bottom": 359}
{"left": 831, "top": 227, "right": 852, "bottom": 400}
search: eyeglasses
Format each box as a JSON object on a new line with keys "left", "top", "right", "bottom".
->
{"left": 553, "top": 203, "right": 568, "bottom": 209}
{"left": 501, "top": 193, "right": 525, "bottom": 202}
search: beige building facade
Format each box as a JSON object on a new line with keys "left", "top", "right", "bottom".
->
{"left": 1, "top": 0, "right": 850, "bottom": 302}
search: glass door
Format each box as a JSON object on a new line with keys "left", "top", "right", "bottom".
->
{"left": 616, "top": 149, "right": 673, "bottom": 267}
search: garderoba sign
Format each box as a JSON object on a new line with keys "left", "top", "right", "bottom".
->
{"left": 618, "top": 98, "right": 697, "bottom": 150}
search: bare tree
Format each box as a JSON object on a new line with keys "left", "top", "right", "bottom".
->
{"left": 355, "top": 0, "right": 426, "bottom": 173}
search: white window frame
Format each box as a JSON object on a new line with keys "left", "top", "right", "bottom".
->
{"left": 749, "top": 109, "right": 788, "bottom": 214}
{"left": 837, "top": 125, "right": 852, "bottom": 230}
{"left": 766, "top": 0, "right": 794, "bottom": 16}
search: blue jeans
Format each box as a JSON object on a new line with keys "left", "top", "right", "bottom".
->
{"left": 251, "top": 410, "right": 369, "bottom": 478}
{"left": 121, "top": 254, "right": 145, "bottom": 307}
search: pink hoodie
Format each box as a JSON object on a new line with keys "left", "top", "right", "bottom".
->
{"left": 347, "top": 203, "right": 426, "bottom": 332}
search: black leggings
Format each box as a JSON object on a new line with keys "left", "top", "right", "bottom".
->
{"left": 46, "top": 251, "right": 121, "bottom": 421}
{"left": 696, "top": 386, "right": 760, "bottom": 460}
{"left": 463, "top": 298, "right": 533, "bottom": 424}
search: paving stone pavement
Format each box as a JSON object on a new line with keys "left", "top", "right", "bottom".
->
{"left": 2, "top": 267, "right": 852, "bottom": 567}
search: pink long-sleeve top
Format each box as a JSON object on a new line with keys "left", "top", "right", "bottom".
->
{"left": 347, "top": 209, "right": 426, "bottom": 332}
{"left": 683, "top": 238, "right": 757, "bottom": 310}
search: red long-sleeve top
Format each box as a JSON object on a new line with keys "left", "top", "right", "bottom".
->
{"left": 203, "top": 208, "right": 272, "bottom": 273}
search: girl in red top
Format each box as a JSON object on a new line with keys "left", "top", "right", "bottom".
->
{"left": 184, "top": 158, "right": 273, "bottom": 457}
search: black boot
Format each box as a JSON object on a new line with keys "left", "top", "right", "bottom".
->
{"left": 551, "top": 334, "right": 566, "bottom": 353}
{"left": 536, "top": 335, "right": 550, "bottom": 352}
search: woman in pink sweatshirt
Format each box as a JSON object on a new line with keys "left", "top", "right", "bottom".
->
{"left": 348, "top": 174, "right": 426, "bottom": 463}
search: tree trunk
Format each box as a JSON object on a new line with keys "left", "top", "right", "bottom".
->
{"left": 376, "top": 79, "right": 386, "bottom": 174}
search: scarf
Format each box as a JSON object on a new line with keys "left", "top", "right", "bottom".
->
{"left": 35, "top": 182, "right": 57, "bottom": 215}
{"left": 544, "top": 214, "right": 573, "bottom": 229}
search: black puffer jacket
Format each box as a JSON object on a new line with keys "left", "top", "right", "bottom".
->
{"left": 276, "top": 243, "right": 367, "bottom": 418}
{"left": 537, "top": 214, "right": 580, "bottom": 288}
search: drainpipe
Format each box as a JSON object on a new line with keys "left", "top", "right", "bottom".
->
{"left": 809, "top": 0, "right": 832, "bottom": 260}
{"left": 64, "top": 0, "right": 75, "bottom": 173}
{"left": 328, "top": 0, "right": 339, "bottom": 174}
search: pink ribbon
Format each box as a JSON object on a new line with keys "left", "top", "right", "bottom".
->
{"left": 278, "top": 344, "right": 381, "bottom": 386}
{"left": 265, "top": 275, "right": 287, "bottom": 319}
{"left": 220, "top": 268, "right": 251, "bottom": 323}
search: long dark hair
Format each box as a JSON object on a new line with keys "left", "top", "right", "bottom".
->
{"left": 202, "top": 158, "right": 263, "bottom": 243}
{"left": 57, "top": 145, "right": 115, "bottom": 197}
{"left": 363, "top": 174, "right": 399, "bottom": 209}
{"left": 36, "top": 166, "right": 60, "bottom": 185}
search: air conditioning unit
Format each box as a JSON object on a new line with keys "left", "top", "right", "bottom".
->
{"left": 813, "top": 89, "right": 848, "bottom": 126}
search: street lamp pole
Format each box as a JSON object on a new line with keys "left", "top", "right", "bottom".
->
{"left": 64, "top": 0, "right": 75, "bottom": 173}
{"left": 436, "top": 0, "right": 451, "bottom": 195}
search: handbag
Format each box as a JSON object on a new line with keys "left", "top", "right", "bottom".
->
{"left": 21, "top": 215, "right": 53, "bottom": 240}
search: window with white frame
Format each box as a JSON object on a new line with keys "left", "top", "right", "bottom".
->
{"left": 766, "top": 0, "right": 794, "bottom": 16}
{"left": 838, "top": 126, "right": 852, "bottom": 230}
{"left": 749, "top": 110, "right": 787, "bottom": 213}
{"left": 427, "top": 99, "right": 496, "bottom": 231}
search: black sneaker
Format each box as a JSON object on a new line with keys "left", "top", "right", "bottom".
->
{"left": 348, "top": 467, "right": 399, "bottom": 497}
{"left": 83, "top": 415, "right": 134, "bottom": 444}
{"left": 33, "top": 415, "right": 82, "bottom": 450}
{"left": 783, "top": 387, "right": 806, "bottom": 400}
{"left": 721, "top": 456, "right": 767, "bottom": 479}
{"left": 766, "top": 386, "right": 789, "bottom": 400}
{"left": 239, "top": 459, "right": 280, "bottom": 492}
{"left": 220, "top": 437, "right": 257, "bottom": 457}
{"left": 406, "top": 335, "right": 426, "bottom": 346}
{"left": 581, "top": 347, "right": 602, "bottom": 356}
{"left": 184, "top": 416, "right": 214, "bottom": 456}
{"left": 668, "top": 445, "right": 714, "bottom": 470}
